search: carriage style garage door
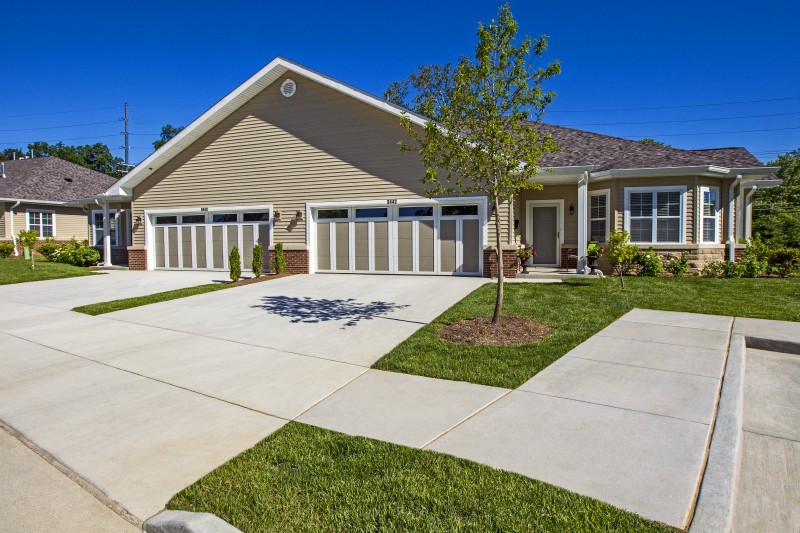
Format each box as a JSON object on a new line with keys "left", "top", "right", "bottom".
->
{"left": 150, "top": 207, "right": 271, "bottom": 271}
{"left": 313, "top": 201, "right": 484, "bottom": 276}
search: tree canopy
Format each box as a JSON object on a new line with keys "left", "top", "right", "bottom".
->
{"left": 0, "top": 142, "right": 123, "bottom": 177}
{"left": 153, "top": 124, "right": 185, "bottom": 150}
{"left": 390, "top": 3, "right": 561, "bottom": 323}
{"left": 639, "top": 138, "right": 671, "bottom": 147}
{"left": 753, "top": 148, "right": 800, "bottom": 247}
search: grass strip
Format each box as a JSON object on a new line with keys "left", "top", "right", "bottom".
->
{"left": 168, "top": 422, "right": 674, "bottom": 533}
{"left": 0, "top": 257, "right": 98, "bottom": 285}
{"left": 374, "top": 277, "right": 800, "bottom": 388}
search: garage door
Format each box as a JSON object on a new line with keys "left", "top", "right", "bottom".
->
{"left": 313, "top": 202, "right": 482, "bottom": 276}
{"left": 152, "top": 209, "right": 271, "bottom": 271}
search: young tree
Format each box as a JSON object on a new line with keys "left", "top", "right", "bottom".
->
{"left": 17, "top": 230, "right": 39, "bottom": 270}
{"left": 603, "top": 231, "right": 639, "bottom": 289}
{"left": 392, "top": 4, "right": 561, "bottom": 324}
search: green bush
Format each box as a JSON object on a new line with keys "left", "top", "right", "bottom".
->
{"left": 0, "top": 242, "right": 13, "bottom": 258}
{"left": 17, "top": 229, "right": 39, "bottom": 269}
{"left": 637, "top": 247, "right": 663, "bottom": 277}
{"left": 722, "top": 261, "right": 744, "bottom": 278}
{"left": 229, "top": 245, "right": 241, "bottom": 282}
{"left": 665, "top": 252, "right": 690, "bottom": 277}
{"left": 38, "top": 238, "right": 58, "bottom": 261}
{"left": 602, "top": 231, "right": 639, "bottom": 288}
{"left": 273, "top": 242, "right": 286, "bottom": 274}
{"left": 739, "top": 237, "right": 768, "bottom": 278}
{"left": 701, "top": 260, "right": 725, "bottom": 278}
{"left": 252, "top": 243, "right": 263, "bottom": 277}
{"left": 51, "top": 238, "right": 101, "bottom": 267}
{"left": 768, "top": 248, "right": 800, "bottom": 278}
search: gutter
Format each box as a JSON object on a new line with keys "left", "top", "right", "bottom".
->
{"left": 0, "top": 197, "right": 67, "bottom": 206}
{"left": 728, "top": 175, "right": 741, "bottom": 263}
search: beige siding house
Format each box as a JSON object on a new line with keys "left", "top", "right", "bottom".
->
{"left": 81, "top": 57, "right": 779, "bottom": 276}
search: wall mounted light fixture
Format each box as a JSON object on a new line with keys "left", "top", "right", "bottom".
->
{"left": 569, "top": 204, "right": 575, "bottom": 215}
{"left": 296, "top": 210, "right": 303, "bottom": 220}
{"left": 273, "top": 211, "right": 281, "bottom": 221}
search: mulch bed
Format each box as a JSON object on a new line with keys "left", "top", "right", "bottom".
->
{"left": 437, "top": 316, "right": 552, "bottom": 346}
{"left": 227, "top": 271, "right": 293, "bottom": 287}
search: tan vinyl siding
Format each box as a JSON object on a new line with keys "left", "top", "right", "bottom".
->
{"left": 133, "top": 72, "right": 500, "bottom": 247}
{"left": 0, "top": 203, "right": 6, "bottom": 238}
{"left": 518, "top": 185, "right": 579, "bottom": 245}
{"left": 12, "top": 204, "right": 90, "bottom": 241}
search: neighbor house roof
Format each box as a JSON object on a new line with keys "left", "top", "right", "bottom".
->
{"left": 0, "top": 157, "right": 118, "bottom": 203}
{"left": 530, "top": 122, "right": 766, "bottom": 172}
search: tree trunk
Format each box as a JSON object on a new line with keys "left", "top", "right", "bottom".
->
{"left": 492, "top": 195, "right": 504, "bottom": 325}
{"left": 619, "top": 269, "right": 625, "bottom": 289}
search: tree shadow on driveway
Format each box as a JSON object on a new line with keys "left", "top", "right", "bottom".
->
{"left": 251, "top": 296, "right": 410, "bottom": 328}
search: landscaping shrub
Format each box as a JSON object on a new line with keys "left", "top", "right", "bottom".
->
{"left": 768, "top": 247, "right": 800, "bottom": 278}
{"left": 637, "top": 247, "right": 663, "bottom": 277}
{"left": 738, "top": 237, "right": 768, "bottom": 278}
{"left": 701, "top": 260, "right": 726, "bottom": 278}
{"left": 722, "top": 260, "right": 744, "bottom": 278}
{"left": 229, "top": 245, "right": 241, "bottom": 282}
{"left": 52, "top": 238, "right": 101, "bottom": 267}
{"left": 602, "top": 231, "right": 639, "bottom": 288}
{"left": 0, "top": 242, "right": 13, "bottom": 258}
{"left": 252, "top": 243, "right": 263, "bottom": 277}
{"left": 38, "top": 238, "right": 58, "bottom": 261}
{"left": 273, "top": 242, "right": 286, "bottom": 274}
{"left": 665, "top": 252, "right": 690, "bottom": 277}
{"left": 17, "top": 229, "right": 39, "bottom": 269}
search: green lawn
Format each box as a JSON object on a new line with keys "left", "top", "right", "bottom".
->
{"left": 168, "top": 422, "right": 673, "bottom": 533}
{"left": 0, "top": 256, "right": 98, "bottom": 285}
{"left": 374, "top": 277, "right": 800, "bottom": 388}
{"left": 72, "top": 283, "right": 230, "bottom": 315}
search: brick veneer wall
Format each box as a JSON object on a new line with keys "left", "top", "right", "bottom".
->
{"left": 268, "top": 248, "right": 309, "bottom": 274}
{"left": 560, "top": 247, "right": 578, "bottom": 269}
{"left": 128, "top": 248, "right": 147, "bottom": 270}
{"left": 483, "top": 249, "right": 518, "bottom": 278}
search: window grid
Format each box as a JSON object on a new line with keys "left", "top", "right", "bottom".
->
{"left": 626, "top": 188, "right": 684, "bottom": 244}
{"left": 589, "top": 192, "right": 608, "bottom": 242}
{"left": 700, "top": 187, "right": 719, "bottom": 243}
{"left": 28, "top": 211, "right": 54, "bottom": 238}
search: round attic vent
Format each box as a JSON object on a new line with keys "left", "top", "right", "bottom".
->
{"left": 281, "top": 79, "right": 296, "bottom": 97}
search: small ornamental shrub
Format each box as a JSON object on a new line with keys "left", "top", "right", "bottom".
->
{"left": 17, "top": 229, "right": 39, "bottom": 269}
{"left": 602, "top": 231, "right": 639, "bottom": 289}
{"left": 701, "top": 260, "right": 726, "bottom": 278}
{"left": 252, "top": 243, "right": 263, "bottom": 277}
{"left": 38, "top": 238, "right": 58, "bottom": 261}
{"left": 638, "top": 247, "right": 663, "bottom": 277}
{"left": 0, "top": 242, "right": 13, "bottom": 258}
{"left": 722, "top": 261, "right": 744, "bottom": 278}
{"left": 52, "top": 238, "right": 101, "bottom": 267}
{"left": 273, "top": 242, "right": 286, "bottom": 274}
{"left": 768, "top": 247, "right": 800, "bottom": 278}
{"left": 229, "top": 245, "right": 241, "bottom": 282}
{"left": 666, "top": 252, "right": 690, "bottom": 277}
{"left": 739, "top": 237, "right": 768, "bottom": 278}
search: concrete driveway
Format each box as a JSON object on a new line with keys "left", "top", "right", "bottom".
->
{"left": 0, "top": 272, "right": 485, "bottom": 524}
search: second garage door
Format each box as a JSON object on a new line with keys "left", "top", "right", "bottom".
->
{"left": 313, "top": 201, "right": 483, "bottom": 276}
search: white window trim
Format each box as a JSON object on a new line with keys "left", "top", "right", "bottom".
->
{"left": 699, "top": 186, "right": 720, "bottom": 244}
{"left": 588, "top": 189, "right": 610, "bottom": 243}
{"left": 624, "top": 186, "right": 687, "bottom": 244}
{"left": 91, "top": 209, "right": 119, "bottom": 247}
{"left": 26, "top": 209, "right": 56, "bottom": 239}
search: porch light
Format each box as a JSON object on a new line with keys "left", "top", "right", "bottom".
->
{"left": 274, "top": 211, "right": 281, "bottom": 221}
{"left": 569, "top": 204, "right": 575, "bottom": 215}
{"left": 296, "top": 210, "right": 303, "bottom": 220}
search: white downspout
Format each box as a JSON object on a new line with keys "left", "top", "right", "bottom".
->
{"left": 728, "top": 175, "right": 741, "bottom": 263}
{"left": 9, "top": 200, "right": 21, "bottom": 256}
{"left": 577, "top": 171, "right": 588, "bottom": 274}
{"left": 744, "top": 186, "right": 757, "bottom": 240}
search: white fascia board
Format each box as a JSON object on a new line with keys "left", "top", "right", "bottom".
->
{"left": 0, "top": 197, "right": 66, "bottom": 206}
{"left": 107, "top": 57, "right": 429, "bottom": 197}
{"left": 591, "top": 165, "right": 730, "bottom": 180}
{"left": 730, "top": 166, "right": 780, "bottom": 177}
{"left": 742, "top": 177, "right": 782, "bottom": 188}
{"left": 541, "top": 165, "right": 594, "bottom": 176}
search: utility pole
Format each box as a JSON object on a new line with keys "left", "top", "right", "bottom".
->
{"left": 120, "top": 102, "right": 130, "bottom": 167}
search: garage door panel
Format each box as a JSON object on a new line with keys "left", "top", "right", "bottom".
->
{"left": 335, "top": 222, "right": 350, "bottom": 271}
{"left": 242, "top": 225, "right": 254, "bottom": 268}
{"left": 155, "top": 227, "right": 166, "bottom": 268}
{"left": 211, "top": 226, "right": 224, "bottom": 269}
{"left": 440, "top": 220, "right": 457, "bottom": 273}
{"left": 181, "top": 227, "right": 193, "bottom": 268}
{"left": 418, "top": 220, "right": 435, "bottom": 272}
{"left": 462, "top": 219, "right": 480, "bottom": 273}
{"left": 317, "top": 223, "right": 331, "bottom": 270}
{"left": 397, "top": 221, "right": 413, "bottom": 272}
{"left": 195, "top": 226, "right": 207, "bottom": 269}
{"left": 167, "top": 227, "right": 179, "bottom": 268}
{"left": 354, "top": 222, "right": 369, "bottom": 271}
{"left": 374, "top": 221, "right": 389, "bottom": 272}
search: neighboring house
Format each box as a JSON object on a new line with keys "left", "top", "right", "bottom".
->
{"left": 0, "top": 157, "right": 125, "bottom": 261}
{"left": 74, "top": 57, "right": 780, "bottom": 276}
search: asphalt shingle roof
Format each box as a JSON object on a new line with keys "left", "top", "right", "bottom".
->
{"left": 0, "top": 157, "right": 117, "bottom": 203}
{"left": 530, "top": 122, "right": 765, "bottom": 172}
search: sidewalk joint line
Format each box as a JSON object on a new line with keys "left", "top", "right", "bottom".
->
{"left": 742, "top": 428, "right": 800, "bottom": 444}
{"left": 565, "top": 354, "right": 721, "bottom": 379}
{"left": 293, "top": 368, "right": 371, "bottom": 420}
{"left": 620, "top": 315, "right": 733, "bottom": 333}
{"left": 596, "top": 332, "right": 725, "bottom": 352}
{"left": 420, "top": 389, "right": 514, "bottom": 450}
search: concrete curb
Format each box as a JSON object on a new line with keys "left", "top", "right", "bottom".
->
{"left": 144, "top": 510, "right": 242, "bottom": 533}
{"left": 745, "top": 336, "right": 800, "bottom": 356}
{"left": 689, "top": 333, "right": 745, "bottom": 533}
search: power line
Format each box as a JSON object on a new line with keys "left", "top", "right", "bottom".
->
{"left": 0, "top": 120, "right": 119, "bottom": 132}
{"left": 0, "top": 106, "right": 120, "bottom": 119}
{"left": 622, "top": 126, "right": 800, "bottom": 139}
{"left": 549, "top": 96, "right": 800, "bottom": 114}
{"left": 0, "top": 134, "right": 120, "bottom": 146}
{"left": 556, "top": 110, "right": 800, "bottom": 127}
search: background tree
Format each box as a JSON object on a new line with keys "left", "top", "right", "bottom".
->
{"left": 393, "top": 4, "right": 561, "bottom": 324}
{"left": 752, "top": 148, "right": 800, "bottom": 248}
{"left": 639, "top": 138, "right": 671, "bottom": 147}
{"left": 0, "top": 141, "right": 124, "bottom": 176}
{"left": 153, "top": 124, "right": 185, "bottom": 150}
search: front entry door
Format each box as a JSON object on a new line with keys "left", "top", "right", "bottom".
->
{"left": 531, "top": 206, "right": 558, "bottom": 265}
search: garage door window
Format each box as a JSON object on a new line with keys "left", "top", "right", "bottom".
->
{"left": 318, "top": 209, "right": 348, "bottom": 220}
{"left": 212, "top": 213, "right": 237, "bottom": 223}
{"left": 356, "top": 208, "right": 387, "bottom": 218}
{"left": 441, "top": 205, "right": 478, "bottom": 216}
{"left": 155, "top": 215, "right": 178, "bottom": 225}
{"left": 242, "top": 212, "right": 270, "bottom": 222}
{"left": 399, "top": 206, "right": 433, "bottom": 217}
{"left": 181, "top": 214, "right": 205, "bottom": 224}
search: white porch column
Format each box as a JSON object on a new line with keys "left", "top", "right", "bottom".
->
{"left": 727, "top": 175, "right": 741, "bottom": 263}
{"left": 102, "top": 200, "right": 112, "bottom": 266}
{"left": 576, "top": 171, "right": 588, "bottom": 274}
{"left": 744, "top": 186, "right": 757, "bottom": 240}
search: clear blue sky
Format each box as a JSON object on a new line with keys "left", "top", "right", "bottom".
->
{"left": 1, "top": 0, "right": 798, "bottom": 166}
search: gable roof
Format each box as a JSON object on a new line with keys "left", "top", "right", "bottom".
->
{"left": 530, "top": 122, "right": 766, "bottom": 172}
{"left": 0, "top": 157, "right": 117, "bottom": 203}
{"left": 106, "top": 56, "right": 774, "bottom": 197}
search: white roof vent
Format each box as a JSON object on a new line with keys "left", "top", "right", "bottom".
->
{"left": 281, "top": 79, "right": 296, "bottom": 97}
